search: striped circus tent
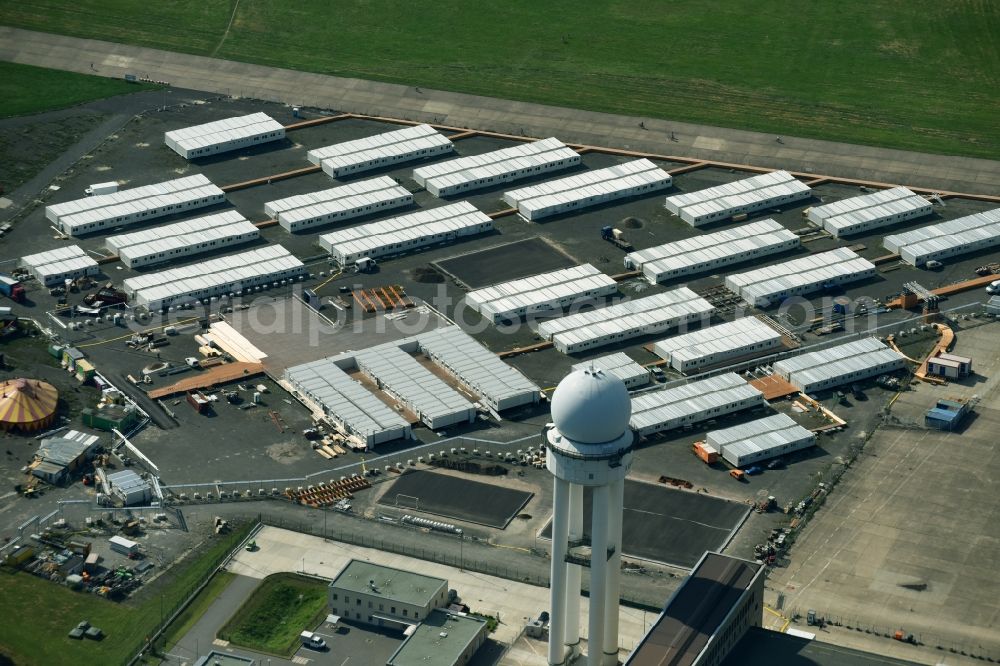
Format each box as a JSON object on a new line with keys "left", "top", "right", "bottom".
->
{"left": 0, "top": 378, "right": 58, "bottom": 433}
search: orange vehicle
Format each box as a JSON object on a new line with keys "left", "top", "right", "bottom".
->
{"left": 692, "top": 441, "right": 719, "bottom": 464}
{"left": 729, "top": 469, "right": 747, "bottom": 481}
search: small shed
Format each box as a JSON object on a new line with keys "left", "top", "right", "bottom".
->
{"left": 925, "top": 399, "right": 969, "bottom": 431}
{"left": 62, "top": 347, "right": 86, "bottom": 371}
{"left": 82, "top": 405, "right": 140, "bottom": 432}
{"left": 926, "top": 353, "right": 971, "bottom": 379}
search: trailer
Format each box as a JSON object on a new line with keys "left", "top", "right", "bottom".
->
{"left": 109, "top": 535, "right": 139, "bottom": 556}
{"left": 0, "top": 274, "right": 25, "bottom": 303}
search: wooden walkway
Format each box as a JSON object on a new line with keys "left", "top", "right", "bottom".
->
{"left": 148, "top": 362, "right": 265, "bottom": 399}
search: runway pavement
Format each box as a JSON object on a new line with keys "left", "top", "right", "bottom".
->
{"left": 1, "top": 26, "right": 998, "bottom": 195}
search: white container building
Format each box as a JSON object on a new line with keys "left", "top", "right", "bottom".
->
{"left": 807, "top": 187, "right": 932, "bottom": 238}
{"left": 106, "top": 469, "right": 153, "bottom": 506}
{"left": 706, "top": 413, "right": 816, "bottom": 467}
{"left": 629, "top": 372, "right": 766, "bottom": 437}
{"left": 46, "top": 174, "right": 226, "bottom": 237}
{"left": 351, "top": 345, "right": 475, "bottom": 430}
{"left": 653, "top": 317, "right": 783, "bottom": 373}
{"left": 264, "top": 176, "right": 412, "bottom": 232}
{"left": 123, "top": 244, "right": 306, "bottom": 310}
{"left": 501, "top": 159, "right": 672, "bottom": 221}
{"left": 164, "top": 112, "right": 285, "bottom": 159}
{"left": 724, "top": 248, "right": 876, "bottom": 307}
{"left": 536, "top": 287, "right": 715, "bottom": 354}
{"left": 413, "top": 137, "right": 580, "bottom": 197}
{"left": 415, "top": 325, "right": 540, "bottom": 412}
{"left": 664, "top": 171, "right": 812, "bottom": 227}
{"left": 105, "top": 210, "right": 259, "bottom": 268}
{"left": 624, "top": 219, "right": 800, "bottom": 284}
{"left": 772, "top": 337, "right": 906, "bottom": 393}
{"left": 883, "top": 208, "right": 1000, "bottom": 266}
{"left": 318, "top": 201, "right": 493, "bottom": 265}
{"left": 21, "top": 246, "right": 100, "bottom": 286}
{"left": 285, "top": 358, "right": 411, "bottom": 447}
{"left": 308, "top": 123, "right": 454, "bottom": 176}
{"left": 466, "top": 264, "right": 617, "bottom": 324}
{"left": 572, "top": 352, "right": 650, "bottom": 390}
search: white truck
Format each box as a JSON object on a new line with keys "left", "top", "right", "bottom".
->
{"left": 299, "top": 631, "right": 327, "bottom": 650}
{"left": 355, "top": 257, "right": 377, "bottom": 273}
{"left": 86, "top": 182, "right": 118, "bottom": 196}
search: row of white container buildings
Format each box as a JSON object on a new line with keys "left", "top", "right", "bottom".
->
{"left": 307, "top": 123, "right": 454, "bottom": 178}
{"left": 285, "top": 358, "right": 411, "bottom": 447}
{"left": 807, "top": 187, "right": 932, "bottom": 238}
{"left": 413, "top": 137, "right": 580, "bottom": 197}
{"left": 624, "top": 218, "right": 800, "bottom": 284}
{"left": 46, "top": 174, "right": 226, "bottom": 237}
{"left": 465, "top": 264, "right": 617, "bottom": 324}
{"left": 883, "top": 207, "right": 1000, "bottom": 266}
{"left": 21, "top": 246, "right": 100, "bottom": 286}
{"left": 572, "top": 352, "right": 650, "bottom": 390}
{"left": 164, "top": 112, "right": 285, "bottom": 160}
{"left": 664, "top": 170, "right": 812, "bottom": 227}
{"left": 318, "top": 201, "right": 493, "bottom": 265}
{"left": 123, "top": 244, "right": 306, "bottom": 310}
{"left": 501, "top": 159, "right": 672, "bottom": 221}
{"left": 105, "top": 210, "right": 259, "bottom": 268}
{"left": 415, "top": 325, "right": 540, "bottom": 413}
{"left": 652, "top": 317, "right": 783, "bottom": 373}
{"left": 772, "top": 337, "right": 906, "bottom": 393}
{"left": 725, "top": 248, "right": 876, "bottom": 307}
{"left": 536, "top": 287, "right": 715, "bottom": 354}
{"left": 629, "top": 372, "right": 767, "bottom": 437}
{"left": 264, "top": 175, "right": 412, "bottom": 232}
{"left": 706, "top": 413, "right": 816, "bottom": 467}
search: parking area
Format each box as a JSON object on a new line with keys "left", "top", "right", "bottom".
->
{"left": 434, "top": 237, "right": 578, "bottom": 289}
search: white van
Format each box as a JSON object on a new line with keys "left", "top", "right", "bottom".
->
{"left": 299, "top": 631, "right": 327, "bottom": 650}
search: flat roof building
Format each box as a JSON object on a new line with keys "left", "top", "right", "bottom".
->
{"left": 625, "top": 552, "right": 764, "bottom": 666}
{"left": 536, "top": 287, "right": 715, "bottom": 354}
{"left": 706, "top": 413, "right": 816, "bottom": 467}
{"left": 630, "top": 373, "right": 766, "bottom": 437}
{"left": 883, "top": 208, "right": 1000, "bottom": 266}
{"left": 413, "top": 137, "right": 580, "bottom": 197}
{"left": 319, "top": 201, "right": 493, "bottom": 265}
{"left": 772, "top": 337, "right": 906, "bottom": 393}
{"left": 725, "top": 248, "right": 876, "bottom": 307}
{"left": 466, "top": 264, "right": 617, "bottom": 324}
{"left": 653, "top": 318, "right": 783, "bottom": 374}
{"left": 807, "top": 186, "right": 932, "bottom": 238}
{"left": 625, "top": 219, "right": 800, "bottom": 284}
{"left": 106, "top": 468, "right": 153, "bottom": 506}
{"left": 664, "top": 171, "right": 811, "bottom": 227}
{"left": 46, "top": 174, "right": 225, "bottom": 236}
{"left": 165, "top": 112, "right": 285, "bottom": 159}
{"left": 105, "top": 210, "right": 259, "bottom": 268}
{"left": 21, "top": 245, "right": 100, "bottom": 286}
{"left": 264, "top": 176, "right": 413, "bottom": 232}
{"left": 308, "top": 123, "right": 454, "bottom": 177}
{"left": 572, "top": 352, "right": 650, "bottom": 390}
{"left": 502, "top": 158, "right": 672, "bottom": 221}
{"left": 386, "top": 610, "right": 488, "bottom": 666}
{"left": 329, "top": 559, "right": 449, "bottom": 630}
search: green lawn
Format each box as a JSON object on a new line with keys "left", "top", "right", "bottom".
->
{"left": 0, "top": 1, "right": 997, "bottom": 158}
{"left": 0, "top": 61, "right": 155, "bottom": 117}
{"left": 161, "top": 571, "right": 235, "bottom": 652}
{"left": 218, "top": 573, "right": 329, "bottom": 656}
{"left": 0, "top": 523, "right": 252, "bottom": 666}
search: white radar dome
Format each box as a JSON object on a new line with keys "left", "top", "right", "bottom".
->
{"left": 550, "top": 367, "right": 631, "bottom": 444}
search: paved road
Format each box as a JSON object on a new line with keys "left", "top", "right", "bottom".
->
{"left": 1, "top": 26, "right": 998, "bottom": 195}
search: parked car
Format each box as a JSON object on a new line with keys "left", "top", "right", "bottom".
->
{"left": 986, "top": 279, "right": 1000, "bottom": 295}
{"left": 766, "top": 458, "right": 785, "bottom": 470}
{"left": 744, "top": 465, "right": 763, "bottom": 476}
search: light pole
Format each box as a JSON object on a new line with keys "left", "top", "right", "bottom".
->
{"left": 460, "top": 533, "right": 464, "bottom": 572}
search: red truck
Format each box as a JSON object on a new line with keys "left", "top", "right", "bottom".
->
{"left": 0, "top": 274, "right": 25, "bottom": 303}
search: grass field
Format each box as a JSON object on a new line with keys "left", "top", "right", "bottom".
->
{"left": 0, "top": 61, "right": 154, "bottom": 117}
{"left": 0, "top": 1, "right": 997, "bottom": 158}
{"left": 218, "top": 573, "right": 329, "bottom": 656}
{"left": 0, "top": 524, "right": 251, "bottom": 666}
{"left": 161, "top": 571, "right": 235, "bottom": 652}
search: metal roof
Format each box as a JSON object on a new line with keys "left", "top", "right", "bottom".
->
{"left": 808, "top": 187, "right": 931, "bottom": 236}
{"left": 706, "top": 413, "right": 815, "bottom": 462}
{"left": 37, "top": 430, "right": 99, "bottom": 466}
{"left": 107, "top": 468, "right": 151, "bottom": 497}
{"left": 415, "top": 325, "right": 539, "bottom": 409}
{"left": 263, "top": 175, "right": 412, "bottom": 230}
{"left": 308, "top": 123, "right": 454, "bottom": 172}
{"left": 318, "top": 201, "right": 492, "bottom": 262}
{"left": 654, "top": 318, "right": 782, "bottom": 365}
{"left": 467, "top": 264, "right": 617, "bottom": 322}
{"left": 630, "top": 373, "right": 765, "bottom": 432}
{"left": 537, "top": 287, "right": 715, "bottom": 351}
{"left": 502, "top": 159, "right": 672, "bottom": 219}
{"left": 20, "top": 245, "right": 99, "bottom": 279}
{"left": 285, "top": 359, "right": 410, "bottom": 440}
{"left": 773, "top": 338, "right": 906, "bottom": 391}
{"left": 106, "top": 210, "right": 259, "bottom": 265}
{"left": 572, "top": 352, "right": 648, "bottom": 386}
{"left": 164, "top": 112, "right": 284, "bottom": 154}
{"left": 664, "top": 171, "right": 812, "bottom": 225}
{"left": 725, "top": 248, "right": 876, "bottom": 305}
{"left": 123, "top": 244, "right": 306, "bottom": 308}
{"left": 413, "top": 137, "right": 580, "bottom": 195}
{"left": 883, "top": 208, "right": 1000, "bottom": 265}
